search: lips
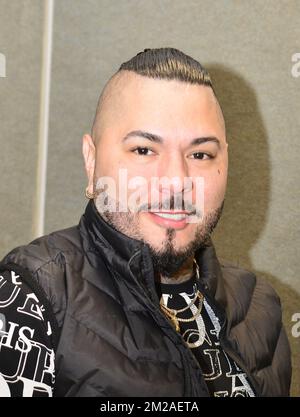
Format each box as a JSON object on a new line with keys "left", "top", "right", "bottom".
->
{"left": 151, "top": 212, "right": 188, "bottom": 220}
{"left": 146, "top": 211, "right": 191, "bottom": 229}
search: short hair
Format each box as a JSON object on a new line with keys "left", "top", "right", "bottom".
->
{"left": 118, "top": 47, "right": 213, "bottom": 89}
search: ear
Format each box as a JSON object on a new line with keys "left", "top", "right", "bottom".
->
{"left": 82, "top": 134, "right": 96, "bottom": 194}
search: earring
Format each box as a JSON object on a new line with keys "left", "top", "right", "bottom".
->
{"left": 85, "top": 188, "right": 95, "bottom": 199}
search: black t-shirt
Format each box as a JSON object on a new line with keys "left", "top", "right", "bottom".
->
{"left": 155, "top": 275, "right": 256, "bottom": 397}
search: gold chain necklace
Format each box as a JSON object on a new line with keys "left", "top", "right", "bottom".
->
{"left": 159, "top": 259, "right": 204, "bottom": 332}
{"left": 160, "top": 291, "right": 204, "bottom": 332}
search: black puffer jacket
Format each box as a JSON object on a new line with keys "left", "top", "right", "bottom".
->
{"left": 2, "top": 201, "right": 291, "bottom": 396}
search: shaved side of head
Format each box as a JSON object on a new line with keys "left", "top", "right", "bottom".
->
{"left": 91, "top": 71, "right": 129, "bottom": 144}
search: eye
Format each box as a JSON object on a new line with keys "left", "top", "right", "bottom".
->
{"left": 190, "top": 152, "right": 212, "bottom": 160}
{"left": 132, "top": 147, "right": 155, "bottom": 156}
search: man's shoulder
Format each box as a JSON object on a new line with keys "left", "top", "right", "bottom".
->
{"left": 0, "top": 226, "right": 83, "bottom": 328}
{"left": 218, "top": 259, "right": 291, "bottom": 396}
{"left": 1, "top": 225, "right": 82, "bottom": 276}
{"left": 218, "top": 258, "right": 281, "bottom": 310}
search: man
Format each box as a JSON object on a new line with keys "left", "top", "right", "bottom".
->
{"left": 0, "top": 48, "right": 291, "bottom": 397}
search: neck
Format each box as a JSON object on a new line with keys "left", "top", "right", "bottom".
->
{"left": 156, "top": 255, "right": 195, "bottom": 285}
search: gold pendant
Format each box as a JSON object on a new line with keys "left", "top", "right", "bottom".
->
{"left": 171, "top": 316, "right": 180, "bottom": 332}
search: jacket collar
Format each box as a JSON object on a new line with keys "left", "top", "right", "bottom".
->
{"left": 80, "top": 200, "right": 225, "bottom": 304}
{"left": 81, "top": 200, "right": 144, "bottom": 270}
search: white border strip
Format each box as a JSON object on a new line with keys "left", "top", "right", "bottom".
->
{"left": 33, "top": 0, "right": 54, "bottom": 238}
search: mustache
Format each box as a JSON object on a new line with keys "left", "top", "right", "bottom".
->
{"left": 137, "top": 195, "right": 198, "bottom": 215}
{"left": 94, "top": 188, "right": 203, "bottom": 218}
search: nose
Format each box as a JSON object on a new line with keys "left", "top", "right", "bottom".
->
{"left": 157, "top": 152, "right": 191, "bottom": 195}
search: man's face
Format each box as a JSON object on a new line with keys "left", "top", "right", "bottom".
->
{"left": 83, "top": 72, "right": 228, "bottom": 274}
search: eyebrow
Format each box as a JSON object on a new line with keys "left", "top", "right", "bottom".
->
{"left": 122, "top": 130, "right": 220, "bottom": 147}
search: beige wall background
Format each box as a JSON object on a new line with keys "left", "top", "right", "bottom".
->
{"left": 0, "top": 0, "right": 299, "bottom": 396}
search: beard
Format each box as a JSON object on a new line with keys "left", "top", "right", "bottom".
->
{"left": 148, "top": 202, "right": 224, "bottom": 277}
{"left": 94, "top": 189, "right": 224, "bottom": 277}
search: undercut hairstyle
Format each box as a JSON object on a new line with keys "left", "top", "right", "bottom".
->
{"left": 91, "top": 47, "right": 215, "bottom": 140}
{"left": 118, "top": 47, "right": 213, "bottom": 89}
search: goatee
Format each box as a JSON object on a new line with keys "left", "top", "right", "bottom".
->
{"left": 148, "top": 201, "right": 224, "bottom": 277}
